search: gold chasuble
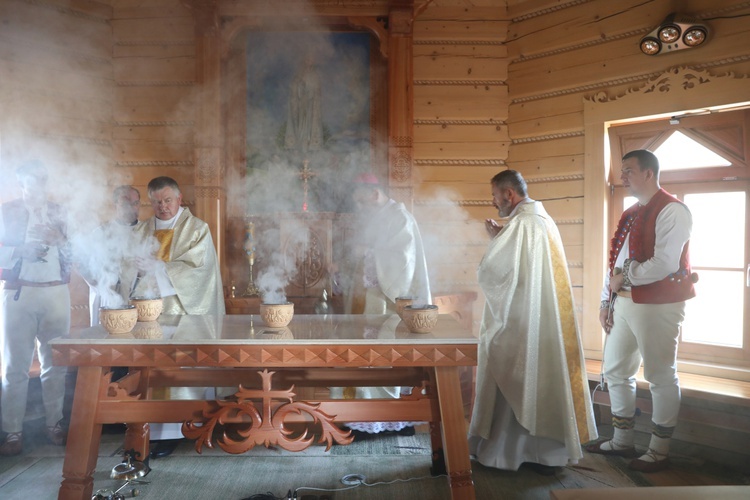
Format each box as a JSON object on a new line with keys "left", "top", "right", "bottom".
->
{"left": 154, "top": 229, "right": 174, "bottom": 262}
{"left": 470, "top": 200, "right": 597, "bottom": 462}
{"left": 131, "top": 208, "right": 225, "bottom": 316}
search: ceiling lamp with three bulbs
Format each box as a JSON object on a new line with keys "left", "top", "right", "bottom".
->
{"left": 639, "top": 13, "right": 709, "bottom": 56}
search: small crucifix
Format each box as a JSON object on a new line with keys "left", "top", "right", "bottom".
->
{"left": 299, "top": 159, "right": 317, "bottom": 212}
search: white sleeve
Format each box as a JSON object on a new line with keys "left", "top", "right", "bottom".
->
{"left": 628, "top": 202, "right": 692, "bottom": 285}
{"left": 0, "top": 205, "right": 21, "bottom": 269}
{"left": 601, "top": 274, "right": 611, "bottom": 302}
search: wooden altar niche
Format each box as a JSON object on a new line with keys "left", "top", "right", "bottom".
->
{"left": 218, "top": 2, "right": 413, "bottom": 314}
{"left": 225, "top": 212, "right": 356, "bottom": 314}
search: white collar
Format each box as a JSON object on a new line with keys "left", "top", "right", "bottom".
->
{"left": 508, "top": 198, "right": 534, "bottom": 218}
{"left": 154, "top": 207, "right": 184, "bottom": 230}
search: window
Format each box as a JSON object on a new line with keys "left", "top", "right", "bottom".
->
{"left": 654, "top": 131, "right": 731, "bottom": 171}
{"left": 682, "top": 190, "right": 744, "bottom": 349}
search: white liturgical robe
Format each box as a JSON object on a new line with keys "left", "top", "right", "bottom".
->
{"left": 469, "top": 200, "right": 597, "bottom": 469}
{"left": 363, "top": 199, "right": 431, "bottom": 312}
{"left": 331, "top": 199, "right": 431, "bottom": 433}
{"left": 78, "top": 219, "right": 144, "bottom": 326}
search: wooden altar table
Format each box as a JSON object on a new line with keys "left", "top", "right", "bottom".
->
{"left": 51, "top": 314, "right": 478, "bottom": 500}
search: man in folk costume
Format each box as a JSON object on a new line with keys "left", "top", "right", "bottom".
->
{"left": 130, "top": 176, "right": 225, "bottom": 457}
{"left": 330, "top": 172, "right": 431, "bottom": 438}
{"left": 469, "top": 170, "right": 597, "bottom": 475}
{"left": 0, "top": 160, "right": 70, "bottom": 455}
{"left": 587, "top": 150, "right": 695, "bottom": 472}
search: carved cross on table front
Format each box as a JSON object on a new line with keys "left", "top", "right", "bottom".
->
{"left": 182, "top": 368, "right": 353, "bottom": 453}
{"left": 254, "top": 369, "right": 294, "bottom": 428}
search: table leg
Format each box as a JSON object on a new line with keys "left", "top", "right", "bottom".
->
{"left": 124, "top": 367, "right": 151, "bottom": 461}
{"left": 429, "top": 421, "right": 447, "bottom": 476}
{"left": 124, "top": 423, "right": 150, "bottom": 463}
{"left": 434, "top": 366, "right": 475, "bottom": 500}
{"left": 59, "top": 366, "right": 105, "bottom": 500}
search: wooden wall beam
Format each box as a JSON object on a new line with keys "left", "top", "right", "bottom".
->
{"left": 182, "top": 0, "right": 225, "bottom": 267}
{"left": 388, "top": 2, "right": 415, "bottom": 207}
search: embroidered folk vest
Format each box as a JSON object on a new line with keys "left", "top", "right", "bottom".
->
{"left": 611, "top": 189, "right": 695, "bottom": 304}
{"left": 0, "top": 199, "right": 71, "bottom": 285}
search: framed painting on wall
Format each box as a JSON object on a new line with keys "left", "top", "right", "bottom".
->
{"left": 244, "top": 31, "right": 373, "bottom": 214}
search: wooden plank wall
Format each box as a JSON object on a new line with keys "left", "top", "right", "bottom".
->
{"left": 412, "top": 0, "right": 508, "bottom": 328}
{"left": 505, "top": 0, "right": 750, "bottom": 338}
{"left": 0, "top": 0, "right": 113, "bottom": 205}
{"left": 112, "top": 0, "right": 196, "bottom": 213}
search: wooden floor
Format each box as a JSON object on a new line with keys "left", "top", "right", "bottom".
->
{"left": 1, "top": 416, "right": 748, "bottom": 500}
{"left": 1, "top": 378, "right": 748, "bottom": 499}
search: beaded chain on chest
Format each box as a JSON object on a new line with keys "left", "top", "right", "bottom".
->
{"left": 608, "top": 212, "right": 636, "bottom": 273}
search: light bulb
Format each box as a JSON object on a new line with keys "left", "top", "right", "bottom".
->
{"left": 658, "top": 25, "right": 681, "bottom": 43}
{"left": 640, "top": 37, "right": 661, "bottom": 55}
{"left": 683, "top": 27, "right": 707, "bottom": 46}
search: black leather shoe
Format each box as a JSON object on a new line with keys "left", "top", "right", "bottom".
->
{"left": 149, "top": 439, "right": 182, "bottom": 458}
{"left": 585, "top": 440, "right": 638, "bottom": 458}
{"left": 45, "top": 420, "right": 67, "bottom": 446}
{"left": 349, "top": 429, "right": 375, "bottom": 441}
{"left": 349, "top": 426, "right": 415, "bottom": 441}
{"left": 396, "top": 426, "right": 416, "bottom": 436}
{"left": 522, "top": 462, "right": 559, "bottom": 476}
{"left": 0, "top": 433, "right": 22, "bottom": 456}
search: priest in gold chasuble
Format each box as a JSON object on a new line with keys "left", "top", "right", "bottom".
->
{"left": 131, "top": 178, "right": 225, "bottom": 317}
{"left": 469, "top": 170, "right": 597, "bottom": 472}
{"left": 129, "top": 176, "right": 225, "bottom": 455}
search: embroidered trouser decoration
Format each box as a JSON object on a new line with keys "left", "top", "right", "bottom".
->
{"left": 612, "top": 414, "right": 635, "bottom": 430}
{"left": 651, "top": 423, "right": 675, "bottom": 439}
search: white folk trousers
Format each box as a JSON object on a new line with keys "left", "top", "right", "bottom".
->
{"left": 2, "top": 286, "right": 70, "bottom": 433}
{"left": 604, "top": 295, "right": 685, "bottom": 427}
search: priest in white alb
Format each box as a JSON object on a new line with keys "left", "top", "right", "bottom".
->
{"left": 353, "top": 172, "right": 431, "bottom": 315}
{"left": 468, "top": 170, "right": 597, "bottom": 475}
{"left": 77, "top": 185, "right": 143, "bottom": 326}
{"left": 331, "top": 172, "right": 431, "bottom": 438}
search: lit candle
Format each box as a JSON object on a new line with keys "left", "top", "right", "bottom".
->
{"left": 245, "top": 221, "right": 255, "bottom": 265}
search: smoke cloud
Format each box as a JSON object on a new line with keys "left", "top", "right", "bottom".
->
{"left": 0, "top": 4, "right": 487, "bottom": 325}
